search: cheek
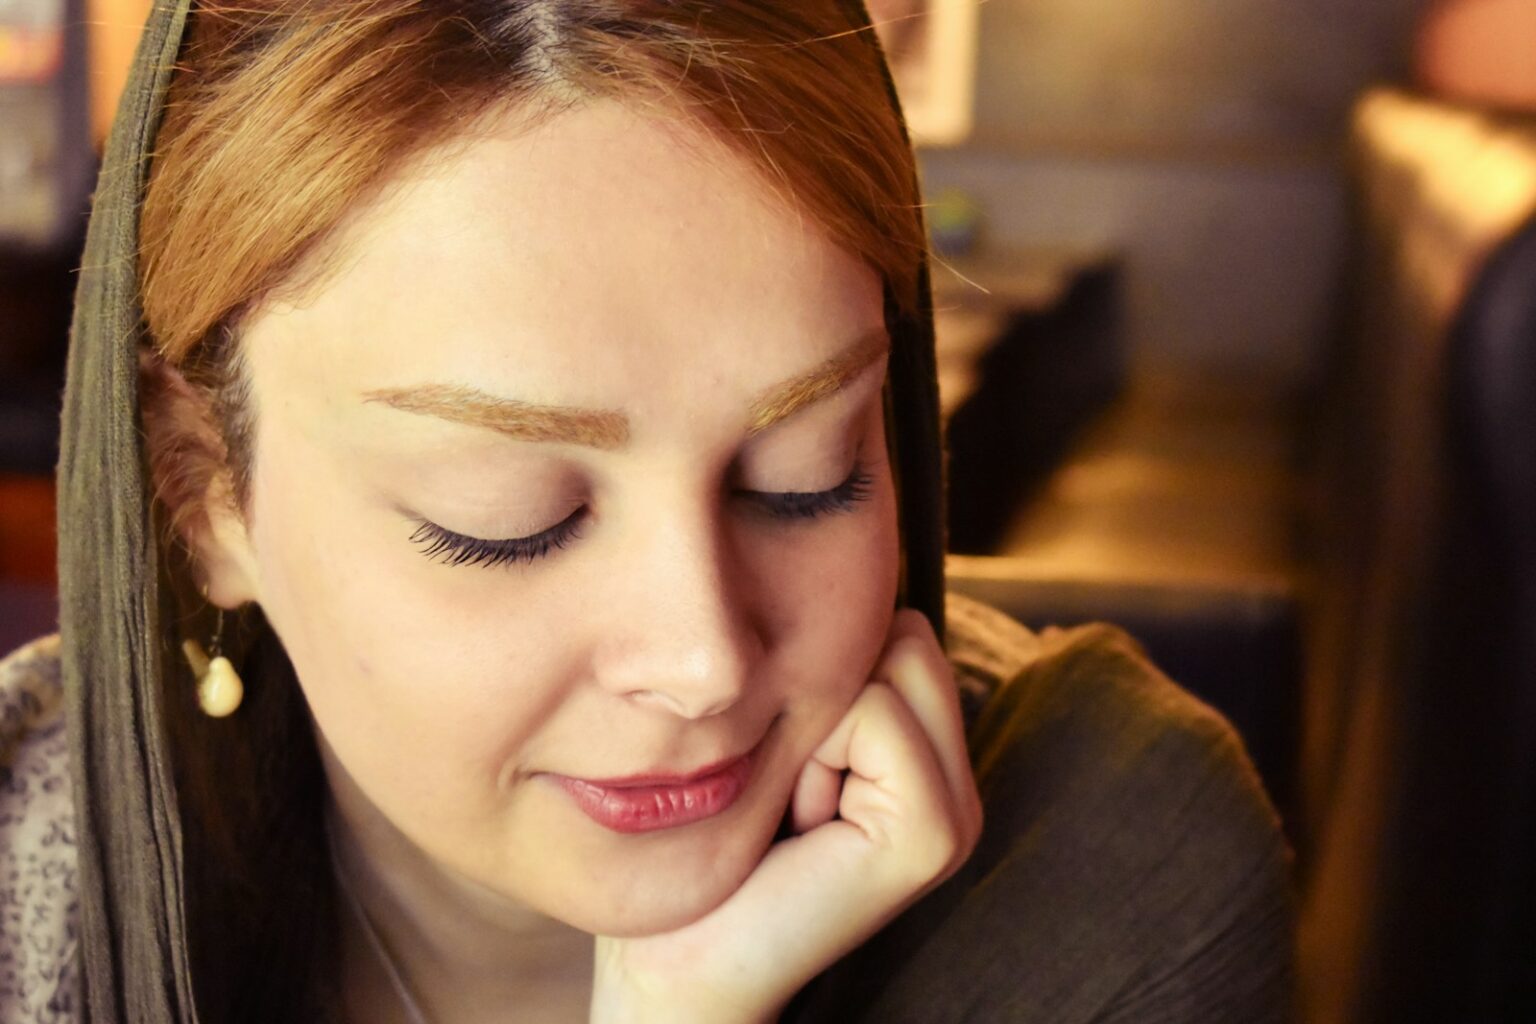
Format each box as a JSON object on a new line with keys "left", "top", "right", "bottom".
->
{"left": 752, "top": 465, "right": 902, "bottom": 716}
{"left": 243, "top": 427, "right": 579, "bottom": 828}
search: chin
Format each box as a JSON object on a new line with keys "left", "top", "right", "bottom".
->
{"left": 580, "top": 874, "right": 744, "bottom": 938}
{"left": 552, "top": 803, "right": 783, "bottom": 939}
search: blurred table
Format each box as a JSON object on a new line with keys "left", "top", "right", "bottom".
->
{"left": 996, "top": 374, "right": 1298, "bottom": 589}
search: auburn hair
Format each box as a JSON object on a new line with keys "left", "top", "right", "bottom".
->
{"left": 135, "top": 2, "right": 926, "bottom": 1020}
{"left": 141, "top": 0, "right": 923, "bottom": 510}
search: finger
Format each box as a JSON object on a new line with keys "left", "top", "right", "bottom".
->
{"left": 810, "top": 682, "right": 955, "bottom": 865}
{"left": 790, "top": 756, "right": 842, "bottom": 835}
{"left": 644, "top": 685, "right": 971, "bottom": 1007}
{"left": 875, "top": 610, "right": 980, "bottom": 822}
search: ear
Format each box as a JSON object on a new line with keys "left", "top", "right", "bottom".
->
{"left": 194, "top": 471, "right": 263, "bottom": 610}
{"left": 138, "top": 347, "right": 263, "bottom": 609}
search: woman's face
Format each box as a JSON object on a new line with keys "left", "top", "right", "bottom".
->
{"left": 214, "top": 98, "right": 901, "bottom": 936}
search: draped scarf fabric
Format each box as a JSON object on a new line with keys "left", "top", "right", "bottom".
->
{"left": 57, "top": 2, "right": 944, "bottom": 1020}
{"left": 60, "top": 2, "right": 198, "bottom": 1020}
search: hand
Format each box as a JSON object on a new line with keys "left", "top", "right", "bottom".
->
{"left": 589, "top": 609, "right": 984, "bottom": 1023}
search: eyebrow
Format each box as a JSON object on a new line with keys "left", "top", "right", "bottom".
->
{"left": 361, "top": 328, "right": 889, "bottom": 450}
{"left": 364, "top": 384, "right": 631, "bottom": 450}
{"left": 745, "top": 328, "right": 889, "bottom": 437}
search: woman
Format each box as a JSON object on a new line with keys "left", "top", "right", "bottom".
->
{"left": 0, "top": 1, "right": 1292, "bottom": 1021}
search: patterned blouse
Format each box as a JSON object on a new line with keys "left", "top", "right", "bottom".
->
{"left": 0, "top": 634, "right": 76, "bottom": 1022}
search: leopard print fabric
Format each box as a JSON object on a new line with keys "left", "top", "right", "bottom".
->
{"left": 0, "top": 594, "right": 1037, "bottom": 1023}
{"left": 0, "top": 635, "right": 78, "bottom": 1022}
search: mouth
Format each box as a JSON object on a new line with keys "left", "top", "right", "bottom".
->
{"left": 550, "top": 737, "right": 766, "bottom": 835}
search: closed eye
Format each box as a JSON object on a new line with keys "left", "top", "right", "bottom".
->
{"left": 408, "top": 508, "right": 588, "bottom": 568}
{"left": 740, "top": 460, "right": 873, "bottom": 520}
{"left": 408, "top": 460, "right": 874, "bottom": 569}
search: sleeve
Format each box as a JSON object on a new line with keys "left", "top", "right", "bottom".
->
{"left": 0, "top": 636, "right": 80, "bottom": 1024}
{"left": 786, "top": 622, "right": 1294, "bottom": 1024}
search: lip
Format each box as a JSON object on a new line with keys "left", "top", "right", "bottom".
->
{"left": 551, "top": 745, "right": 762, "bottom": 835}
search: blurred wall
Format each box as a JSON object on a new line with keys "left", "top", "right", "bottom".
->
{"left": 1416, "top": 0, "right": 1536, "bottom": 111}
{"left": 920, "top": 0, "right": 1431, "bottom": 392}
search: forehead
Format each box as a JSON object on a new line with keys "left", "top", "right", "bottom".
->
{"left": 240, "top": 97, "right": 885, "bottom": 427}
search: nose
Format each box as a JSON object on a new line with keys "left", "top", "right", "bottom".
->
{"left": 592, "top": 502, "right": 764, "bottom": 720}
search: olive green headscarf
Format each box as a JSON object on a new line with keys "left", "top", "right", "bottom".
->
{"left": 57, "top": 2, "right": 944, "bottom": 1020}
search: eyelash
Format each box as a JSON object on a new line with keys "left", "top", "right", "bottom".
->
{"left": 409, "top": 461, "right": 874, "bottom": 569}
{"left": 408, "top": 512, "right": 587, "bottom": 568}
{"left": 751, "top": 462, "right": 873, "bottom": 521}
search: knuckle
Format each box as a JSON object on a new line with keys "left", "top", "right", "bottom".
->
{"left": 909, "top": 820, "right": 964, "bottom": 878}
{"left": 892, "top": 607, "right": 931, "bottom": 639}
{"left": 889, "top": 632, "right": 933, "bottom": 665}
{"left": 885, "top": 634, "right": 949, "bottom": 687}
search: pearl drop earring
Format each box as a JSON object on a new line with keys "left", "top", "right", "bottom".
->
{"left": 182, "top": 607, "right": 244, "bottom": 717}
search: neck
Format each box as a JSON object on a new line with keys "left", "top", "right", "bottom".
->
{"left": 324, "top": 785, "right": 594, "bottom": 1023}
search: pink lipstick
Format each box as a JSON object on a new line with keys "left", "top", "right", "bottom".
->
{"left": 553, "top": 751, "right": 757, "bottom": 834}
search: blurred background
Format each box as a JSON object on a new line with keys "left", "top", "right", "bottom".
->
{"left": 3, "top": 0, "right": 1536, "bottom": 1019}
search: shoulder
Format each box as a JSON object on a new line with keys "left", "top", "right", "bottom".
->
{"left": 957, "top": 603, "right": 1293, "bottom": 1021}
{"left": 966, "top": 614, "right": 1262, "bottom": 797}
{"left": 0, "top": 636, "right": 81, "bottom": 1023}
{"left": 966, "top": 614, "right": 1292, "bottom": 890}
{"left": 944, "top": 594, "right": 1272, "bottom": 827}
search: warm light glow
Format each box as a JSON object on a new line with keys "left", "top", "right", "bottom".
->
{"left": 1355, "top": 88, "right": 1536, "bottom": 318}
{"left": 868, "top": 0, "right": 978, "bottom": 146}
{"left": 87, "top": 0, "right": 153, "bottom": 148}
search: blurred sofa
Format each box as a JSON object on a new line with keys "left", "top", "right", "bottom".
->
{"left": 1300, "top": 88, "right": 1536, "bottom": 1023}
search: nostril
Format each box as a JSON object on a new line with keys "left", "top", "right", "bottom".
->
{"left": 622, "top": 683, "right": 740, "bottom": 721}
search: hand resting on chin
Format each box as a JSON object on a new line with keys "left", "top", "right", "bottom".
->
{"left": 590, "top": 608, "right": 983, "bottom": 1024}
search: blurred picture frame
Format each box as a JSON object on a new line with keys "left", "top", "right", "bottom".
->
{"left": 0, "top": 1, "right": 63, "bottom": 85}
{"left": 868, "top": 0, "right": 979, "bottom": 147}
{"left": 0, "top": 0, "right": 77, "bottom": 252}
